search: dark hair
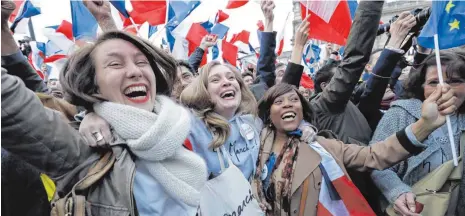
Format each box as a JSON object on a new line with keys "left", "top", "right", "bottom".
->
{"left": 60, "top": 31, "right": 177, "bottom": 110}
{"left": 314, "top": 61, "right": 340, "bottom": 93}
{"left": 275, "top": 62, "right": 286, "bottom": 69}
{"left": 177, "top": 60, "right": 196, "bottom": 75}
{"left": 242, "top": 71, "right": 253, "bottom": 79}
{"left": 403, "top": 49, "right": 465, "bottom": 112}
{"left": 258, "top": 83, "right": 314, "bottom": 126}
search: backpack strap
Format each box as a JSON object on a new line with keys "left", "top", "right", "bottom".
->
{"left": 299, "top": 178, "right": 310, "bottom": 216}
{"left": 50, "top": 151, "right": 115, "bottom": 216}
{"left": 74, "top": 151, "right": 116, "bottom": 191}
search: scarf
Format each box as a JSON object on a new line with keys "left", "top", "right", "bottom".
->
{"left": 93, "top": 95, "right": 207, "bottom": 206}
{"left": 309, "top": 142, "right": 375, "bottom": 216}
{"left": 254, "top": 128, "right": 301, "bottom": 215}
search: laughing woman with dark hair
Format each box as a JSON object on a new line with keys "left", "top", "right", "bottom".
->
{"left": 370, "top": 49, "right": 465, "bottom": 215}
{"left": 2, "top": 31, "right": 207, "bottom": 216}
{"left": 252, "top": 82, "right": 457, "bottom": 216}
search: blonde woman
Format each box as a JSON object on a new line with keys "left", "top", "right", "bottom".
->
{"left": 180, "top": 61, "right": 260, "bottom": 181}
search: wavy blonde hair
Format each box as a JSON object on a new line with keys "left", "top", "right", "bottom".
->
{"left": 180, "top": 61, "right": 257, "bottom": 149}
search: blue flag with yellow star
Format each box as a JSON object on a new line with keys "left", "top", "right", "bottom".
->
{"left": 418, "top": 0, "right": 465, "bottom": 49}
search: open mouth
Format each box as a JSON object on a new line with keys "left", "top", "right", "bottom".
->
{"left": 124, "top": 85, "right": 149, "bottom": 103}
{"left": 281, "top": 111, "right": 296, "bottom": 122}
{"left": 220, "top": 90, "right": 235, "bottom": 100}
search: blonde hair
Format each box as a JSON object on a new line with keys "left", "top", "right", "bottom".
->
{"left": 180, "top": 61, "right": 257, "bottom": 149}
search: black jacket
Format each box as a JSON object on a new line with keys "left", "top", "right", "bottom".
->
{"left": 286, "top": 1, "right": 384, "bottom": 146}
{"left": 1, "top": 149, "right": 50, "bottom": 216}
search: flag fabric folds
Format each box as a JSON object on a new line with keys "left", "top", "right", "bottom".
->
{"left": 129, "top": 1, "right": 168, "bottom": 26}
{"left": 418, "top": 0, "right": 465, "bottom": 49}
{"left": 300, "top": 0, "right": 352, "bottom": 45}
{"left": 70, "top": 1, "right": 98, "bottom": 41}
{"left": 10, "top": 0, "right": 41, "bottom": 33}
{"left": 226, "top": 0, "right": 249, "bottom": 9}
{"left": 275, "top": 12, "right": 291, "bottom": 56}
{"left": 216, "top": 10, "right": 229, "bottom": 23}
{"left": 42, "top": 21, "right": 75, "bottom": 62}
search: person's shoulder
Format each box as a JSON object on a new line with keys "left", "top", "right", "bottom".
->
{"left": 386, "top": 98, "right": 422, "bottom": 119}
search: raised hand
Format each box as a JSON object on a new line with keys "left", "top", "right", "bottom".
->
{"left": 1, "top": 0, "right": 16, "bottom": 26}
{"left": 260, "top": 0, "right": 275, "bottom": 32}
{"left": 289, "top": 17, "right": 309, "bottom": 65}
{"left": 83, "top": 0, "right": 117, "bottom": 32}
{"left": 387, "top": 11, "right": 417, "bottom": 49}
{"left": 83, "top": 0, "right": 112, "bottom": 21}
{"left": 420, "top": 84, "right": 457, "bottom": 130}
{"left": 200, "top": 35, "right": 218, "bottom": 50}
{"left": 294, "top": 18, "right": 310, "bottom": 49}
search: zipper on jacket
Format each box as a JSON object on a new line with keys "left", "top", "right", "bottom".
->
{"left": 130, "top": 164, "right": 136, "bottom": 216}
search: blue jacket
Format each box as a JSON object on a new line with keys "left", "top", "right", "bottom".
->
{"left": 188, "top": 47, "right": 205, "bottom": 73}
{"left": 188, "top": 112, "right": 262, "bottom": 181}
{"left": 249, "top": 31, "right": 277, "bottom": 101}
{"left": 357, "top": 48, "right": 403, "bottom": 130}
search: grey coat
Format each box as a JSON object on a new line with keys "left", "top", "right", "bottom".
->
{"left": 370, "top": 99, "right": 465, "bottom": 204}
{"left": 1, "top": 69, "right": 137, "bottom": 215}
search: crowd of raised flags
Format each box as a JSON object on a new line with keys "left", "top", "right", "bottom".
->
{"left": 7, "top": 0, "right": 465, "bottom": 91}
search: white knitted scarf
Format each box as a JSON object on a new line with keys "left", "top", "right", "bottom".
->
{"left": 93, "top": 95, "right": 207, "bottom": 206}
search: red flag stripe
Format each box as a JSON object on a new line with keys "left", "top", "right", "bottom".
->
{"left": 226, "top": 0, "right": 249, "bottom": 9}
{"left": 331, "top": 176, "right": 376, "bottom": 216}
{"left": 276, "top": 39, "right": 284, "bottom": 56}
{"left": 300, "top": 3, "right": 349, "bottom": 45}
{"left": 317, "top": 202, "right": 333, "bottom": 216}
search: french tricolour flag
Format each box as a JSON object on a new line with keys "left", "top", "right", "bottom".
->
{"left": 42, "top": 20, "right": 75, "bottom": 62}
{"left": 276, "top": 12, "right": 291, "bottom": 56}
{"left": 310, "top": 143, "right": 376, "bottom": 216}
{"left": 9, "top": 0, "right": 41, "bottom": 34}
{"left": 28, "top": 41, "right": 46, "bottom": 79}
{"left": 300, "top": 0, "right": 355, "bottom": 45}
{"left": 110, "top": 0, "right": 168, "bottom": 26}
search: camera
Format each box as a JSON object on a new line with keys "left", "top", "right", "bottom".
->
{"left": 377, "top": 7, "right": 431, "bottom": 36}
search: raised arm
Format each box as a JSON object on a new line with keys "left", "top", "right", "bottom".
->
{"left": 188, "top": 35, "right": 217, "bottom": 72}
{"left": 358, "top": 12, "right": 417, "bottom": 130}
{"left": 281, "top": 18, "right": 309, "bottom": 87}
{"left": 1, "top": 69, "right": 93, "bottom": 179}
{"left": 1, "top": 0, "right": 47, "bottom": 92}
{"left": 325, "top": 84, "right": 457, "bottom": 173}
{"left": 83, "top": 0, "right": 118, "bottom": 32}
{"left": 316, "top": 1, "right": 384, "bottom": 111}
{"left": 255, "top": 0, "right": 276, "bottom": 88}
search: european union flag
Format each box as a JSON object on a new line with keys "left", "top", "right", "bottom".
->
{"left": 418, "top": 0, "right": 465, "bottom": 49}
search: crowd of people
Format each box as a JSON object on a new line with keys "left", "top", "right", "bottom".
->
{"left": 1, "top": 0, "right": 465, "bottom": 216}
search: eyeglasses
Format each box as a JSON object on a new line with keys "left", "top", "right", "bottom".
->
{"left": 425, "top": 78, "right": 465, "bottom": 87}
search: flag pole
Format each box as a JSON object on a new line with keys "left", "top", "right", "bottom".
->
{"left": 28, "top": 19, "right": 36, "bottom": 41}
{"left": 433, "top": 34, "right": 458, "bottom": 166}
